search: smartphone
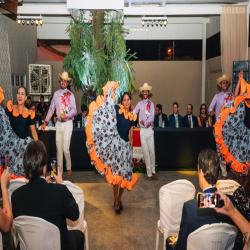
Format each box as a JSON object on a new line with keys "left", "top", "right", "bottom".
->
{"left": 197, "top": 192, "right": 220, "bottom": 208}
{"left": 0, "top": 155, "right": 7, "bottom": 174}
{"left": 50, "top": 159, "right": 57, "bottom": 179}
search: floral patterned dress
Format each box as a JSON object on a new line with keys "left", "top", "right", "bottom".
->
{"left": 85, "top": 82, "right": 138, "bottom": 191}
{"left": 0, "top": 86, "right": 32, "bottom": 178}
{"left": 214, "top": 78, "right": 250, "bottom": 175}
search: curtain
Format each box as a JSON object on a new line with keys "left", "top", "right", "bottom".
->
{"left": 0, "top": 15, "right": 12, "bottom": 108}
{"left": 221, "top": 5, "right": 248, "bottom": 84}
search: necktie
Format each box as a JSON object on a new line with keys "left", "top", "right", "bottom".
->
{"left": 189, "top": 116, "right": 191, "bottom": 125}
{"left": 175, "top": 115, "right": 177, "bottom": 127}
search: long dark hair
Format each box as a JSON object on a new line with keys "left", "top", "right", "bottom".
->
{"left": 200, "top": 103, "right": 208, "bottom": 115}
{"left": 121, "top": 92, "right": 132, "bottom": 111}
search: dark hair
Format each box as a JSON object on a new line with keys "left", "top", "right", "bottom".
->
{"left": 173, "top": 102, "right": 179, "bottom": 108}
{"left": 156, "top": 104, "right": 162, "bottom": 111}
{"left": 27, "top": 96, "right": 31, "bottom": 100}
{"left": 198, "top": 148, "right": 219, "bottom": 186}
{"left": 17, "top": 86, "right": 27, "bottom": 96}
{"left": 81, "top": 104, "right": 87, "bottom": 112}
{"left": 188, "top": 104, "right": 193, "bottom": 110}
{"left": 24, "top": 140, "right": 48, "bottom": 183}
{"left": 200, "top": 103, "right": 208, "bottom": 115}
{"left": 40, "top": 95, "right": 44, "bottom": 99}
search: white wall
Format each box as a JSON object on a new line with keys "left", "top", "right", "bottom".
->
{"left": 206, "top": 16, "right": 220, "bottom": 38}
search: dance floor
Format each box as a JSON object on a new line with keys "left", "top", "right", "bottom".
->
{"left": 64, "top": 170, "right": 237, "bottom": 250}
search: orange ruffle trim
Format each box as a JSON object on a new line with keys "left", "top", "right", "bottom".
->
{"left": 214, "top": 78, "right": 250, "bottom": 174}
{"left": 118, "top": 104, "right": 137, "bottom": 121}
{"left": 9, "top": 174, "right": 27, "bottom": 180}
{"left": 0, "top": 86, "right": 4, "bottom": 104}
{"left": 7, "top": 100, "right": 35, "bottom": 119}
{"left": 86, "top": 81, "right": 138, "bottom": 191}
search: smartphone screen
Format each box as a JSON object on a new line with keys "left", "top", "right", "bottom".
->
{"left": 50, "top": 159, "right": 57, "bottom": 178}
{"left": 0, "top": 155, "right": 7, "bottom": 174}
{"left": 197, "top": 193, "right": 219, "bottom": 208}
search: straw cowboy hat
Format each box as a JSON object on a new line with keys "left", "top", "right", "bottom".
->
{"left": 59, "top": 71, "right": 72, "bottom": 81}
{"left": 217, "top": 74, "right": 231, "bottom": 86}
{"left": 139, "top": 83, "right": 152, "bottom": 93}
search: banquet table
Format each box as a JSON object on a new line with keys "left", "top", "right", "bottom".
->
{"left": 38, "top": 128, "right": 93, "bottom": 172}
{"left": 38, "top": 127, "right": 216, "bottom": 172}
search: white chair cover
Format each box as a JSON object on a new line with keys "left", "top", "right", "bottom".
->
{"left": 216, "top": 180, "right": 241, "bottom": 195}
{"left": 64, "top": 181, "right": 89, "bottom": 250}
{"left": 13, "top": 216, "right": 60, "bottom": 250}
{"left": 187, "top": 223, "right": 237, "bottom": 250}
{"left": 156, "top": 180, "right": 195, "bottom": 250}
{"left": 7, "top": 178, "right": 27, "bottom": 204}
{"left": 159, "top": 179, "right": 195, "bottom": 232}
{"left": 0, "top": 232, "right": 2, "bottom": 250}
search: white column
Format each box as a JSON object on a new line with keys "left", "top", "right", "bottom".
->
{"left": 201, "top": 22, "right": 206, "bottom": 104}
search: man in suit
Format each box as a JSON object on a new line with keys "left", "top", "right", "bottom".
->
{"left": 31, "top": 104, "right": 42, "bottom": 126}
{"left": 12, "top": 141, "right": 85, "bottom": 250}
{"left": 166, "top": 148, "right": 235, "bottom": 250}
{"left": 76, "top": 104, "right": 87, "bottom": 128}
{"left": 169, "top": 102, "right": 183, "bottom": 127}
{"left": 182, "top": 104, "right": 198, "bottom": 127}
{"left": 154, "top": 104, "right": 169, "bottom": 127}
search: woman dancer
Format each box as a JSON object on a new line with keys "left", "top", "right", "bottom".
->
{"left": 0, "top": 86, "right": 36, "bottom": 178}
{"left": 5, "top": 86, "right": 38, "bottom": 141}
{"left": 86, "top": 81, "right": 138, "bottom": 214}
{"left": 214, "top": 71, "right": 250, "bottom": 184}
{"left": 198, "top": 103, "right": 212, "bottom": 127}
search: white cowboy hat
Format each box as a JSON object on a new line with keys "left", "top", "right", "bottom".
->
{"left": 59, "top": 71, "right": 72, "bottom": 81}
{"left": 139, "top": 82, "right": 152, "bottom": 93}
{"left": 217, "top": 74, "right": 231, "bottom": 86}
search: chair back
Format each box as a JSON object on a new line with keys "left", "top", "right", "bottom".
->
{"left": 216, "top": 180, "right": 241, "bottom": 195}
{"left": 187, "top": 223, "right": 237, "bottom": 250}
{"left": 159, "top": 180, "right": 195, "bottom": 232}
{"left": 8, "top": 178, "right": 27, "bottom": 204}
{"left": 64, "top": 181, "right": 84, "bottom": 230}
{"left": 13, "top": 216, "right": 60, "bottom": 250}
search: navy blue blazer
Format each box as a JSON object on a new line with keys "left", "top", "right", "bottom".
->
{"left": 182, "top": 115, "right": 198, "bottom": 127}
{"left": 169, "top": 114, "right": 183, "bottom": 127}
{"left": 166, "top": 187, "right": 236, "bottom": 250}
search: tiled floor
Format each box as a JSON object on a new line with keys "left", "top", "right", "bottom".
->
{"left": 64, "top": 170, "right": 238, "bottom": 250}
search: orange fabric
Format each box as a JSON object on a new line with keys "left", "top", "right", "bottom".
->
{"left": 9, "top": 174, "right": 27, "bottom": 180}
{"left": 0, "top": 86, "right": 4, "bottom": 104}
{"left": 86, "top": 81, "right": 138, "bottom": 190}
{"left": 7, "top": 100, "right": 34, "bottom": 119}
{"left": 214, "top": 78, "right": 250, "bottom": 174}
{"left": 118, "top": 104, "right": 137, "bottom": 121}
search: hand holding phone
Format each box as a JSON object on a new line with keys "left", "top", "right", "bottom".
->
{"left": 50, "top": 159, "right": 57, "bottom": 179}
{"left": 197, "top": 192, "right": 222, "bottom": 209}
{"left": 213, "top": 190, "right": 234, "bottom": 216}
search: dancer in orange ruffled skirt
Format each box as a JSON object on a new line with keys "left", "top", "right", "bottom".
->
{"left": 86, "top": 82, "right": 138, "bottom": 214}
{"left": 214, "top": 71, "right": 250, "bottom": 184}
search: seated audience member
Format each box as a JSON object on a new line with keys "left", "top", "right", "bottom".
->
{"left": 215, "top": 191, "right": 250, "bottom": 250}
{"left": 198, "top": 103, "right": 212, "bottom": 127}
{"left": 76, "top": 104, "right": 87, "bottom": 128}
{"left": 0, "top": 167, "right": 14, "bottom": 250}
{"left": 167, "top": 148, "right": 235, "bottom": 250}
{"left": 11, "top": 141, "right": 85, "bottom": 250}
{"left": 232, "top": 176, "right": 250, "bottom": 249}
{"left": 25, "top": 96, "right": 32, "bottom": 109}
{"left": 30, "top": 104, "right": 42, "bottom": 126}
{"left": 182, "top": 104, "right": 198, "bottom": 127}
{"left": 37, "top": 95, "right": 48, "bottom": 120}
{"left": 154, "top": 104, "right": 169, "bottom": 127}
{"left": 169, "top": 102, "right": 183, "bottom": 127}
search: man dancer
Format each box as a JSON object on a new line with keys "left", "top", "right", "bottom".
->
{"left": 133, "top": 83, "right": 157, "bottom": 181}
{"left": 42, "top": 71, "right": 76, "bottom": 178}
{"left": 209, "top": 74, "right": 232, "bottom": 180}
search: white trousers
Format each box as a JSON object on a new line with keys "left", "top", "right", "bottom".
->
{"left": 56, "top": 120, "right": 73, "bottom": 174}
{"left": 140, "top": 127, "right": 156, "bottom": 177}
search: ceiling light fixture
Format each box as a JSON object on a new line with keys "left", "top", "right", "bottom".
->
{"left": 17, "top": 15, "right": 43, "bottom": 26}
{"left": 142, "top": 17, "right": 168, "bottom": 27}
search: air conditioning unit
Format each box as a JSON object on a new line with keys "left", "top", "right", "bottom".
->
{"left": 29, "top": 64, "right": 52, "bottom": 95}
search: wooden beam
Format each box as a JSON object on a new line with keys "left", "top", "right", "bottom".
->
{"left": 37, "top": 39, "right": 67, "bottom": 57}
{"left": 0, "top": 0, "right": 18, "bottom": 15}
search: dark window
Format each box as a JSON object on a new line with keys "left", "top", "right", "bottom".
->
{"left": 206, "top": 32, "right": 221, "bottom": 60}
{"left": 126, "top": 40, "right": 202, "bottom": 61}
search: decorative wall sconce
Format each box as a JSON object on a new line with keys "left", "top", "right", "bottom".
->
{"left": 142, "top": 17, "right": 168, "bottom": 27}
{"left": 17, "top": 15, "right": 43, "bottom": 26}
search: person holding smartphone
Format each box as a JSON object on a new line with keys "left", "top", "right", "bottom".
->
{"left": 0, "top": 167, "right": 15, "bottom": 250}
{"left": 167, "top": 149, "right": 236, "bottom": 250}
{"left": 0, "top": 86, "right": 36, "bottom": 178}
